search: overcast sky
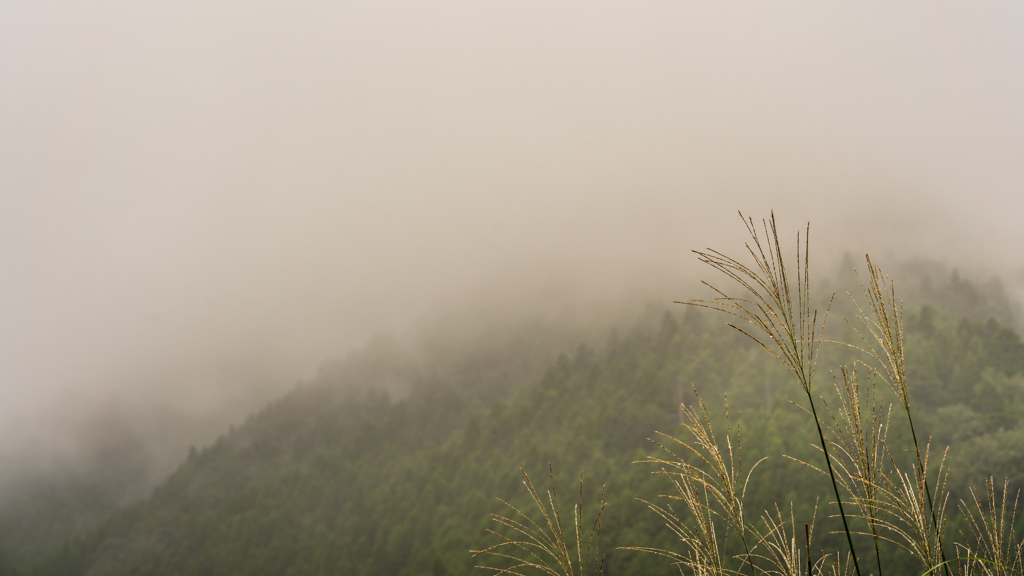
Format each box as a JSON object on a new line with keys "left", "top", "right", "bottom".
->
{"left": 2, "top": 1, "right": 1024, "bottom": 472}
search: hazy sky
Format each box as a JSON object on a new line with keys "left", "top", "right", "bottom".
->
{"left": 2, "top": 1, "right": 1024, "bottom": 473}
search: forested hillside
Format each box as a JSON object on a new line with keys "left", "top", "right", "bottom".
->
{"left": 11, "top": 261, "right": 1022, "bottom": 576}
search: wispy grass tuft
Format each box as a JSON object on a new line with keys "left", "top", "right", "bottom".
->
{"left": 753, "top": 502, "right": 817, "bottom": 576}
{"left": 472, "top": 465, "right": 605, "bottom": 576}
{"left": 631, "top": 389, "right": 765, "bottom": 576}
{"left": 957, "top": 478, "right": 1024, "bottom": 576}
{"left": 875, "top": 442, "right": 951, "bottom": 572}
{"left": 629, "top": 453, "right": 731, "bottom": 576}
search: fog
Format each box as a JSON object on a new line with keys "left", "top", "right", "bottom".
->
{"left": 2, "top": 1, "right": 1024, "bottom": 489}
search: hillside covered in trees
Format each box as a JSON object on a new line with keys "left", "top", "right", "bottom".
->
{"left": 5, "top": 261, "right": 1024, "bottom": 576}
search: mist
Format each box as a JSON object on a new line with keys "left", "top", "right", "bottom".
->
{"left": 2, "top": 1, "right": 1024, "bottom": 490}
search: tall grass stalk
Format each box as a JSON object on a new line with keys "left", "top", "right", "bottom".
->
{"left": 820, "top": 367, "right": 892, "bottom": 576}
{"left": 683, "top": 212, "right": 862, "bottom": 576}
{"left": 849, "top": 256, "right": 951, "bottom": 576}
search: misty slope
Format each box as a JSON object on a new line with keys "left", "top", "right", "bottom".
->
{"left": 23, "top": 266, "right": 1024, "bottom": 576}
{"left": 30, "top": 309, "right": 786, "bottom": 576}
{"left": 0, "top": 316, "right": 589, "bottom": 576}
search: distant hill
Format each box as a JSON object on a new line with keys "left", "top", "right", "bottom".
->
{"left": 5, "top": 261, "right": 1024, "bottom": 576}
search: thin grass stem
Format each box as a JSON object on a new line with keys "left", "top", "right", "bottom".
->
{"left": 682, "top": 212, "right": 862, "bottom": 576}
